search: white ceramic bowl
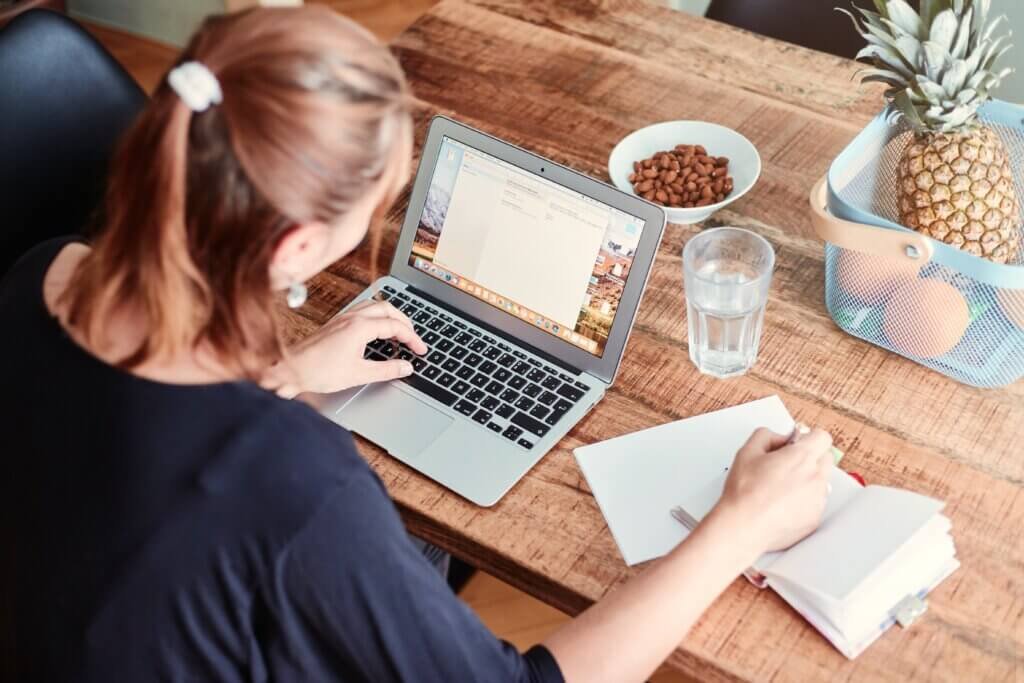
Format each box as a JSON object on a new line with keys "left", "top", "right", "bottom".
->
{"left": 608, "top": 121, "right": 761, "bottom": 224}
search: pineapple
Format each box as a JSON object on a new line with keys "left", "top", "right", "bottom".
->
{"left": 844, "top": 0, "right": 1020, "bottom": 263}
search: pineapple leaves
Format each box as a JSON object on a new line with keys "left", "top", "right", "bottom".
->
{"left": 891, "top": 90, "right": 928, "bottom": 130}
{"left": 922, "top": 41, "right": 950, "bottom": 81}
{"left": 929, "top": 9, "right": 958, "bottom": 51}
{"left": 915, "top": 74, "right": 949, "bottom": 101}
{"left": 885, "top": 0, "right": 924, "bottom": 39}
{"left": 950, "top": 7, "right": 972, "bottom": 58}
{"left": 941, "top": 60, "right": 970, "bottom": 96}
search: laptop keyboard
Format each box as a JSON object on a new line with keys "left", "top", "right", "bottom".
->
{"left": 363, "top": 285, "right": 591, "bottom": 450}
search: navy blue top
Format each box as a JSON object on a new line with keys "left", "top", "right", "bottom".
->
{"left": 0, "top": 239, "right": 563, "bottom": 683}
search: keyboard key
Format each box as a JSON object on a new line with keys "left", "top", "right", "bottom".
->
{"left": 574, "top": 380, "right": 589, "bottom": 391}
{"left": 412, "top": 357, "right": 427, "bottom": 372}
{"left": 554, "top": 399, "right": 573, "bottom": 413}
{"left": 451, "top": 380, "right": 470, "bottom": 395}
{"left": 530, "top": 404, "right": 550, "bottom": 419}
{"left": 485, "top": 381, "right": 504, "bottom": 396}
{"left": 394, "top": 293, "right": 409, "bottom": 302}
{"left": 439, "top": 313, "right": 453, "bottom": 322}
{"left": 559, "top": 373, "right": 575, "bottom": 383}
{"left": 456, "top": 366, "right": 474, "bottom": 380}
{"left": 483, "top": 335, "right": 496, "bottom": 344}
{"left": 450, "top": 346, "right": 468, "bottom": 360}
{"left": 426, "top": 318, "right": 444, "bottom": 331}
{"left": 498, "top": 342, "right": 512, "bottom": 352}
{"left": 538, "top": 391, "right": 558, "bottom": 406}
{"left": 512, "top": 350, "right": 526, "bottom": 359}
{"left": 427, "top": 351, "right": 445, "bottom": 365}
{"left": 557, "top": 384, "right": 585, "bottom": 402}
{"left": 483, "top": 347, "right": 502, "bottom": 360}
{"left": 413, "top": 324, "right": 425, "bottom": 335}
{"left": 441, "top": 358, "right": 460, "bottom": 372}
{"left": 454, "top": 400, "right": 475, "bottom": 416}
{"left": 467, "top": 388, "right": 486, "bottom": 403}
{"left": 464, "top": 354, "right": 483, "bottom": 367}
{"left": 455, "top": 332, "right": 473, "bottom": 345}
{"left": 543, "top": 365, "right": 557, "bottom": 375}
{"left": 469, "top": 339, "right": 487, "bottom": 353}
{"left": 541, "top": 375, "right": 561, "bottom": 391}
{"left": 398, "top": 350, "right": 413, "bottom": 361}
{"left": 401, "top": 304, "right": 417, "bottom": 316}
{"left": 496, "top": 403, "right": 514, "bottom": 418}
{"left": 487, "top": 422, "right": 502, "bottom": 433}
{"left": 517, "top": 438, "right": 533, "bottom": 450}
{"left": 497, "top": 353, "right": 515, "bottom": 367}
{"left": 472, "top": 409, "right": 492, "bottom": 424}
{"left": 523, "top": 383, "right": 542, "bottom": 398}
{"left": 423, "top": 365, "right": 441, "bottom": 380}
{"left": 425, "top": 306, "right": 438, "bottom": 315}
{"left": 502, "top": 425, "right": 523, "bottom": 441}
{"left": 437, "top": 339, "right": 454, "bottom": 352}
{"left": 509, "top": 376, "right": 526, "bottom": 390}
{"left": 413, "top": 310, "right": 432, "bottom": 323}
{"left": 511, "top": 411, "right": 550, "bottom": 438}
{"left": 512, "top": 361, "right": 530, "bottom": 375}
{"left": 422, "top": 331, "right": 440, "bottom": 345}
{"left": 470, "top": 373, "right": 489, "bottom": 388}
{"left": 527, "top": 369, "right": 546, "bottom": 383}
{"left": 437, "top": 373, "right": 456, "bottom": 388}
{"left": 482, "top": 396, "right": 500, "bottom": 410}
{"left": 515, "top": 396, "right": 535, "bottom": 411}
{"left": 465, "top": 326, "right": 478, "bottom": 335}
{"left": 527, "top": 358, "right": 541, "bottom": 367}
{"left": 453, "top": 320, "right": 467, "bottom": 329}
{"left": 440, "top": 325, "right": 458, "bottom": 338}
{"left": 544, "top": 410, "right": 566, "bottom": 426}
{"left": 383, "top": 285, "right": 396, "bottom": 293}
{"left": 493, "top": 368, "right": 512, "bottom": 382}
{"left": 399, "top": 373, "right": 456, "bottom": 406}
{"left": 479, "top": 361, "right": 498, "bottom": 375}
{"left": 499, "top": 388, "right": 520, "bottom": 403}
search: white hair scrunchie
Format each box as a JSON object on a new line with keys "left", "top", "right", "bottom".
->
{"left": 168, "top": 61, "right": 223, "bottom": 113}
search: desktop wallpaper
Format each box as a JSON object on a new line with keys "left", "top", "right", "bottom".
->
{"left": 411, "top": 138, "right": 641, "bottom": 357}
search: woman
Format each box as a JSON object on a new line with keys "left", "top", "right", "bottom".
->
{"left": 0, "top": 7, "right": 833, "bottom": 682}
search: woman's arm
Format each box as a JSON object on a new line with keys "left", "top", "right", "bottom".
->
{"left": 544, "top": 428, "right": 833, "bottom": 682}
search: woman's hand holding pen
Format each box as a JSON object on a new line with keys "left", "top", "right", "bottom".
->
{"left": 709, "top": 426, "right": 834, "bottom": 559}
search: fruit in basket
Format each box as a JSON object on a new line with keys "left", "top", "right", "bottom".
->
{"left": 835, "top": 249, "right": 923, "bottom": 304}
{"left": 845, "top": 0, "right": 1021, "bottom": 263}
{"left": 883, "top": 278, "right": 970, "bottom": 357}
{"left": 997, "top": 288, "right": 1024, "bottom": 329}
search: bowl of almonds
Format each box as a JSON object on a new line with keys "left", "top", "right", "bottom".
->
{"left": 608, "top": 120, "right": 761, "bottom": 224}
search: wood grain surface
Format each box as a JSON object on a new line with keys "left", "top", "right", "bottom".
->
{"left": 282, "top": 1, "right": 1024, "bottom": 680}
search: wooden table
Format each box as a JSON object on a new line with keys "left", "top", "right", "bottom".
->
{"left": 284, "top": 1, "right": 1024, "bottom": 680}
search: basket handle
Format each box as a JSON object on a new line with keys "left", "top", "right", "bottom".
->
{"left": 809, "top": 175, "right": 933, "bottom": 263}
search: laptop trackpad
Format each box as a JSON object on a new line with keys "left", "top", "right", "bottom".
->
{"left": 337, "top": 382, "right": 452, "bottom": 459}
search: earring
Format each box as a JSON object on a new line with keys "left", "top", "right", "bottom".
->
{"left": 286, "top": 280, "right": 308, "bottom": 309}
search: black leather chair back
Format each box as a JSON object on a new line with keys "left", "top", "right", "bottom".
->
{"left": 0, "top": 10, "right": 146, "bottom": 275}
{"left": 705, "top": 0, "right": 866, "bottom": 60}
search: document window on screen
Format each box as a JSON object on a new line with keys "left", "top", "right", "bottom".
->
{"left": 410, "top": 137, "right": 645, "bottom": 357}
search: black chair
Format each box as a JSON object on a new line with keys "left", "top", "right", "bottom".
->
{"left": 0, "top": 9, "right": 146, "bottom": 275}
{"left": 705, "top": 0, "right": 867, "bottom": 60}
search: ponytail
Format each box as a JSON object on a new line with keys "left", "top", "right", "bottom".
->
{"left": 59, "top": 6, "right": 412, "bottom": 379}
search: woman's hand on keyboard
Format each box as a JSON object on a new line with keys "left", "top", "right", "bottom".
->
{"left": 271, "top": 300, "right": 427, "bottom": 396}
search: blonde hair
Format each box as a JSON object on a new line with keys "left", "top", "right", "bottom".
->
{"left": 61, "top": 6, "right": 413, "bottom": 377}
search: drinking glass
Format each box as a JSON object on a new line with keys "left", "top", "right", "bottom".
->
{"left": 682, "top": 227, "right": 775, "bottom": 378}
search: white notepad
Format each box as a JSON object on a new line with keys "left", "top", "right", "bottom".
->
{"left": 674, "top": 469, "right": 958, "bottom": 658}
{"left": 573, "top": 396, "right": 959, "bottom": 659}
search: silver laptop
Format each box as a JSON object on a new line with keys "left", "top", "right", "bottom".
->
{"left": 322, "top": 116, "right": 665, "bottom": 506}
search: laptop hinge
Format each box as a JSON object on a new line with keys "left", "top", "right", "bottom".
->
{"left": 406, "top": 285, "right": 584, "bottom": 376}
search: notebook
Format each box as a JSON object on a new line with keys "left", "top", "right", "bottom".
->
{"left": 673, "top": 468, "right": 959, "bottom": 658}
{"left": 573, "top": 395, "right": 959, "bottom": 659}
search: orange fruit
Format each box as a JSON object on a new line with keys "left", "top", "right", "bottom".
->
{"left": 835, "top": 249, "right": 923, "bottom": 305}
{"left": 883, "top": 279, "right": 969, "bottom": 358}
{"left": 997, "top": 288, "right": 1024, "bottom": 329}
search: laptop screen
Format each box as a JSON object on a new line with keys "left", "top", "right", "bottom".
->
{"left": 409, "top": 137, "right": 648, "bottom": 358}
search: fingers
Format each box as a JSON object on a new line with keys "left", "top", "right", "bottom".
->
{"left": 360, "top": 358, "right": 414, "bottom": 383}
{"left": 357, "top": 317, "right": 427, "bottom": 354}
{"left": 742, "top": 427, "right": 791, "bottom": 455}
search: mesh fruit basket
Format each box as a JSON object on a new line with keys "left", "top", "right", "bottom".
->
{"left": 809, "top": 100, "right": 1024, "bottom": 388}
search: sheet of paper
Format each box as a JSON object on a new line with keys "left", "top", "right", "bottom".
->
{"left": 573, "top": 395, "right": 794, "bottom": 566}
